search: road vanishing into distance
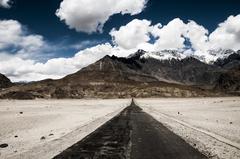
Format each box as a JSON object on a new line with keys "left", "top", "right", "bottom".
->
{"left": 53, "top": 100, "right": 207, "bottom": 159}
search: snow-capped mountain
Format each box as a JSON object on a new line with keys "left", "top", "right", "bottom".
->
{"left": 128, "top": 49, "right": 240, "bottom": 64}
{"left": 128, "top": 49, "right": 186, "bottom": 61}
{"left": 206, "top": 49, "right": 236, "bottom": 63}
{"left": 141, "top": 50, "right": 186, "bottom": 60}
{"left": 208, "top": 49, "right": 235, "bottom": 58}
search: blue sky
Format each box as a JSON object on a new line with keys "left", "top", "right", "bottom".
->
{"left": 1, "top": 0, "right": 240, "bottom": 58}
{"left": 0, "top": 0, "right": 240, "bottom": 81}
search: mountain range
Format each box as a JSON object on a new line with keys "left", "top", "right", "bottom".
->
{"left": 0, "top": 49, "right": 240, "bottom": 99}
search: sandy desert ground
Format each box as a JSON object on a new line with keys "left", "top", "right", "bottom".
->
{"left": 0, "top": 98, "right": 240, "bottom": 159}
{"left": 0, "top": 99, "right": 129, "bottom": 159}
{"left": 138, "top": 97, "right": 240, "bottom": 159}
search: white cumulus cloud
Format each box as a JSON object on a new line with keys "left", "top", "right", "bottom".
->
{"left": 56, "top": 0, "right": 148, "bottom": 33}
{"left": 110, "top": 15, "right": 240, "bottom": 52}
{"left": 152, "top": 18, "right": 187, "bottom": 50}
{"left": 110, "top": 19, "right": 157, "bottom": 50}
{"left": 0, "top": 20, "right": 45, "bottom": 59}
{"left": 0, "top": 0, "right": 11, "bottom": 8}
{"left": 110, "top": 18, "right": 189, "bottom": 51}
{"left": 185, "top": 20, "right": 209, "bottom": 51}
{"left": 209, "top": 15, "right": 240, "bottom": 50}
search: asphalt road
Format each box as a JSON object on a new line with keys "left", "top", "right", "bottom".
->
{"left": 53, "top": 101, "right": 207, "bottom": 159}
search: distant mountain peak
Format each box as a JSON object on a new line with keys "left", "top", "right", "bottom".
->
{"left": 128, "top": 49, "right": 186, "bottom": 61}
{"left": 208, "top": 49, "right": 235, "bottom": 56}
{"left": 214, "top": 51, "right": 240, "bottom": 68}
{"left": 128, "top": 49, "right": 147, "bottom": 59}
{"left": 127, "top": 49, "right": 240, "bottom": 64}
{"left": 100, "top": 55, "right": 113, "bottom": 61}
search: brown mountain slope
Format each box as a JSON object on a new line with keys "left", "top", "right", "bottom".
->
{"left": 214, "top": 65, "right": 240, "bottom": 95}
{"left": 0, "top": 73, "right": 13, "bottom": 89}
{"left": 213, "top": 52, "right": 240, "bottom": 94}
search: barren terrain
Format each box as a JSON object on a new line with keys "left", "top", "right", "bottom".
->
{"left": 0, "top": 98, "right": 240, "bottom": 159}
{"left": 0, "top": 99, "right": 129, "bottom": 159}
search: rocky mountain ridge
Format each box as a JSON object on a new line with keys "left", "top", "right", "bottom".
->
{"left": 0, "top": 49, "right": 239, "bottom": 99}
{"left": 131, "top": 49, "right": 239, "bottom": 64}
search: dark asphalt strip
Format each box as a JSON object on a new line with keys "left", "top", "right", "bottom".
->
{"left": 53, "top": 102, "right": 207, "bottom": 159}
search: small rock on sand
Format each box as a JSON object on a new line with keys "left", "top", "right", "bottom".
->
{"left": 40, "top": 136, "right": 46, "bottom": 140}
{"left": 0, "top": 143, "right": 8, "bottom": 148}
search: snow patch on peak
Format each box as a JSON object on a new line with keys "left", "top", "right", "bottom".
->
{"left": 128, "top": 49, "right": 239, "bottom": 64}
{"left": 208, "top": 49, "right": 235, "bottom": 59}
{"left": 194, "top": 49, "right": 237, "bottom": 64}
{"left": 141, "top": 50, "right": 186, "bottom": 61}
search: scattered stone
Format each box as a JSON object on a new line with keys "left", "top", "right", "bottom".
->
{"left": 14, "top": 135, "right": 18, "bottom": 138}
{"left": 230, "top": 122, "right": 233, "bottom": 124}
{"left": 49, "top": 133, "right": 54, "bottom": 136}
{"left": 14, "top": 150, "right": 17, "bottom": 153}
{"left": 19, "top": 112, "right": 23, "bottom": 114}
{"left": 40, "top": 136, "right": 46, "bottom": 140}
{"left": 178, "top": 112, "right": 180, "bottom": 115}
{"left": 193, "top": 143, "right": 196, "bottom": 147}
{"left": 0, "top": 143, "right": 8, "bottom": 148}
